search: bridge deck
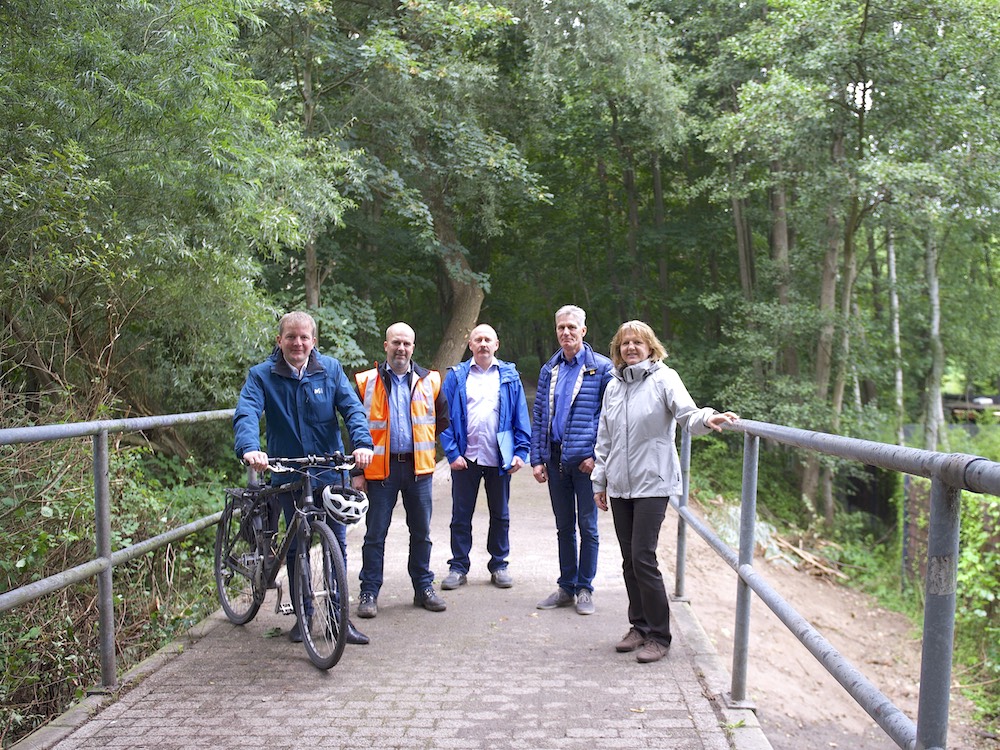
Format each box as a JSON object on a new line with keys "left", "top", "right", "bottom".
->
{"left": 17, "top": 467, "right": 771, "bottom": 750}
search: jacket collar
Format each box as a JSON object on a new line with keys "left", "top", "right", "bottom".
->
{"left": 378, "top": 360, "right": 430, "bottom": 388}
{"left": 270, "top": 347, "right": 325, "bottom": 378}
{"left": 616, "top": 358, "right": 659, "bottom": 383}
{"left": 546, "top": 341, "right": 599, "bottom": 369}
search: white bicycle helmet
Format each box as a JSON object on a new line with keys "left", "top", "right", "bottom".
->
{"left": 322, "top": 486, "right": 369, "bottom": 526}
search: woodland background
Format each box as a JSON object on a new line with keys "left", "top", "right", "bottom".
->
{"left": 2, "top": 0, "right": 998, "bottom": 745}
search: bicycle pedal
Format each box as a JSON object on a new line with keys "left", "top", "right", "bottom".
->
{"left": 273, "top": 581, "right": 295, "bottom": 615}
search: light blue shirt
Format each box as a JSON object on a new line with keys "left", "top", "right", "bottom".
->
{"left": 388, "top": 368, "right": 414, "bottom": 453}
{"left": 465, "top": 360, "right": 500, "bottom": 467}
{"left": 550, "top": 350, "right": 583, "bottom": 445}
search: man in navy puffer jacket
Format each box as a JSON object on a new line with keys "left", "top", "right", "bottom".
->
{"left": 530, "top": 305, "right": 613, "bottom": 615}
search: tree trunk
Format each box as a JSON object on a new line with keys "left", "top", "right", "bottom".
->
{"left": 887, "top": 229, "right": 905, "bottom": 446}
{"left": 651, "top": 152, "right": 672, "bottom": 339}
{"left": 608, "top": 99, "right": 640, "bottom": 314}
{"left": 597, "top": 157, "right": 625, "bottom": 322}
{"left": 923, "top": 229, "right": 946, "bottom": 451}
{"left": 427, "top": 193, "right": 485, "bottom": 372}
{"left": 304, "top": 237, "right": 320, "bottom": 308}
{"left": 731, "top": 161, "right": 755, "bottom": 302}
{"left": 770, "top": 160, "right": 798, "bottom": 376}
{"left": 801, "top": 169, "right": 843, "bottom": 517}
{"left": 828, "top": 203, "right": 859, "bottom": 526}
{"left": 830, "top": 200, "right": 860, "bottom": 428}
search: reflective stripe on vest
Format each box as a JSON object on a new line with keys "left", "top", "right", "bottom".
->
{"left": 355, "top": 367, "right": 441, "bottom": 480}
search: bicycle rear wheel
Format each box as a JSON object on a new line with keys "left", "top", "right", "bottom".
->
{"left": 214, "top": 492, "right": 263, "bottom": 625}
{"left": 293, "top": 520, "right": 348, "bottom": 669}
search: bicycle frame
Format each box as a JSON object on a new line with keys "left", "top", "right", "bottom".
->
{"left": 243, "top": 473, "right": 324, "bottom": 597}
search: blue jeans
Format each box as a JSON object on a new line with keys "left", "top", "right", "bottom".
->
{"left": 447, "top": 460, "right": 510, "bottom": 574}
{"left": 359, "top": 463, "right": 434, "bottom": 595}
{"left": 280, "top": 487, "right": 347, "bottom": 618}
{"left": 546, "top": 453, "right": 599, "bottom": 594}
{"left": 610, "top": 496, "right": 672, "bottom": 647}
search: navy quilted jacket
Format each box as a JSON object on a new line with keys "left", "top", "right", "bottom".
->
{"left": 530, "top": 342, "right": 613, "bottom": 467}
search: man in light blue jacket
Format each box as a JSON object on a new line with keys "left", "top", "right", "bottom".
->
{"left": 439, "top": 324, "right": 531, "bottom": 590}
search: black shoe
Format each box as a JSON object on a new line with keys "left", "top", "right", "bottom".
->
{"left": 413, "top": 586, "right": 447, "bottom": 612}
{"left": 346, "top": 620, "right": 370, "bottom": 645}
{"left": 288, "top": 616, "right": 309, "bottom": 643}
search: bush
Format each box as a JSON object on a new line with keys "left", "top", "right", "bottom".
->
{"left": 688, "top": 436, "right": 805, "bottom": 527}
{"left": 0, "top": 438, "right": 222, "bottom": 747}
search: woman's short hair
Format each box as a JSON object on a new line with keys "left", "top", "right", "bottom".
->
{"left": 609, "top": 320, "right": 667, "bottom": 369}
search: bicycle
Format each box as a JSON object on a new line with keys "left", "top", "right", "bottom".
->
{"left": 213, "top": 452, "right": 369, "bottom": 670}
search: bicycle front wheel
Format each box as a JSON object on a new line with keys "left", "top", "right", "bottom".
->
{"left": 214, "top": 493, "right": 263, "bottom": 625}
{"left": 293, "top": 520, "right": 348, "bottom": 670}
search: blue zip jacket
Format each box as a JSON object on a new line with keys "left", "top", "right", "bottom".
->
{"left": 440, "top": 358, "right": 531, "bottom": 474}
{"left": 233, "top": 348, "right": 374, "bottom": 487}
{"left": 530, "top": 342, "right": 613, "bottom": 468}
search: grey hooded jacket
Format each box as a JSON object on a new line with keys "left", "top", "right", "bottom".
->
{"left": 591, "top": 358, "right": 716, "bottom": 499}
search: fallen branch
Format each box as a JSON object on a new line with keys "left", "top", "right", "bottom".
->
{"left": 774, "top": 536, "right": 849, "bottom": 580}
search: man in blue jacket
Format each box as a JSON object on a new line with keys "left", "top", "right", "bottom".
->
{"left": 530, "top": 305, "right": 613, "bottom": 615}
{"left": 439, "top": 324, "right": 531, "bottom": 590}
{"left": 234, "top": 310, "right": 375, "bottom": 645}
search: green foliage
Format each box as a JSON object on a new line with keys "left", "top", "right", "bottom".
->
{"left": 689, "top": 438, "right": 805, "bottom": 527}
{"left": 0, "top": 412, "right": 222, "bottom": 747}
{"left": 954, "top": 491, "right": 1000, "bottom": 727}
{"left": 0, "top": 0, "right": 344, "bottom": 423}
{"left": 823, "top": 511, "right": 920, "bottom": 617}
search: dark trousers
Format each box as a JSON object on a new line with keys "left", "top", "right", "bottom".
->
{"left": 359, "top": 461, "right": 434, "bottom": 596}
{"left": 447, "top": 460, "right": 510, "bottom": 574}
{"left": 610, "top": 496, "right": 672, "bottom": 646}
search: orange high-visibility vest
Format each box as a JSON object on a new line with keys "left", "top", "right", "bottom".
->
{"left": 355, "top": 366, "right": 441, "bottom": 480}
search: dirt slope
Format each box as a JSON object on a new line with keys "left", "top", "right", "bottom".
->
{"left": 664, "top": 498, "right": 994, "bottom": 750}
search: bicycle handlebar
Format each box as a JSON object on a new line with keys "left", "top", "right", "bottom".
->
{"left": 261, "top": 452, "right": 356, "bottom": 473}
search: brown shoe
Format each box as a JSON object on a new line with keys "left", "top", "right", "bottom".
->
{"left": 636, "top": 639, "right": 670, "bottom": 663}
{"left": 616, "top": 628, "right": 646, "bottom": 653}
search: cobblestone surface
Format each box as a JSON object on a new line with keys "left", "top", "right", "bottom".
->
{"left": 18, "top": 465, "right": 771, "bottom": 750}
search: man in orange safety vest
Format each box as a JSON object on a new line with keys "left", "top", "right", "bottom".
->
{"left": 352, "top": 322, "right": 450, "bottom": 617}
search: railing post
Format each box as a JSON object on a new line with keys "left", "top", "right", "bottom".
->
{"left": 94, "top": 429, "right": 117, "bottom": 689}
{"left": 730, "top": 432, "right": 759, "bottom": 705}
{"left": 674, "top": 430, "right": 691, "bottom": 600}
{"left": 914, "top": 476, "right": 961, "bottom": 750}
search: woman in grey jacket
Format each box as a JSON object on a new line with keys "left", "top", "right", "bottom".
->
{"left": 592, "top": 320, "right": 738, "bottom": 664}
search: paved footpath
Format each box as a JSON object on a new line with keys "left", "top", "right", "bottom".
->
{"left": 18, "top": 465, "right": 772, "bottom": 750}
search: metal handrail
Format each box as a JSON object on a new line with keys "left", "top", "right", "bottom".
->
{"left": 0, "top": 409, "right": 235, "bottom": 688}
{"left": 673, "top": 418, "right": 999, "bottom": 750}
{"left": 3, "top": 411, "right": 992, "bottom": 750}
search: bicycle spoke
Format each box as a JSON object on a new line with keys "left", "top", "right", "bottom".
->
{"left": 294, "top": 521, "right": 348, "bottom": 669}
{"left": 214, "top": 493, "right": 263, "bottom": 625}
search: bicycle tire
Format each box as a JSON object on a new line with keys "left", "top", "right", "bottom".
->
{"left": 214, "top": 493, "right": 263, "bottom": 625}
{"left": 293, "top": 520, "right": 348, "bottom": 669}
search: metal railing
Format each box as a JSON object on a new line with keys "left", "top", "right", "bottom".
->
{"left": 673, "top": 419, "right": 1000, "bottom": 750}
{"left": 3, "top": 412, "right": 994, "bottom": 750}
{"left": 0, "top": 410, "right": 234, "bottom": 689}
